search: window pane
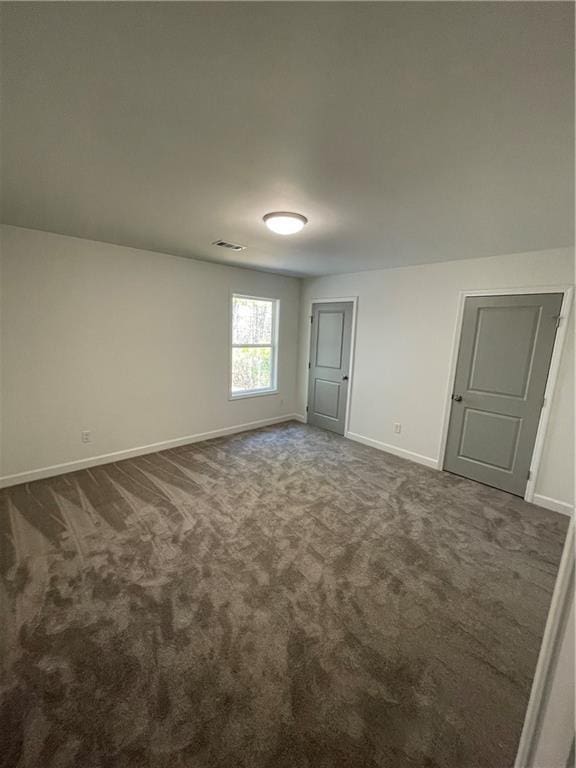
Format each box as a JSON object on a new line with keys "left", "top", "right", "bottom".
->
{"left": 233, "top": 297, "right": 273, "bottom": 345}
{"left": 232, "top": 347, "right": 272, "bottom": 392}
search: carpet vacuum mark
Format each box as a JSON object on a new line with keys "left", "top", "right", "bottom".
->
{"left": 0, "top": 422, "right": 568, "bottom": 768}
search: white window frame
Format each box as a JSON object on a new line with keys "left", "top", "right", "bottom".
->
{"left": 229, "top": 293, "right": 279, "bottom": 400}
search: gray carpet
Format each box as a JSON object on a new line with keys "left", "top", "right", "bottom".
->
{"left": 0, "top": 422, "right": 568, "bottom": 768}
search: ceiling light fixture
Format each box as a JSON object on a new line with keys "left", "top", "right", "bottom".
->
{"left": 263, "top": 212, "right": 308, "bottom": 235}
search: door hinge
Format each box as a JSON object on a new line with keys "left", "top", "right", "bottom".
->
{"left": 306, "top": 405, "right": 309, "bottom": 413}
{"left": 310, "top": 315, "right": 313, "bottom": 324}
{"left": 527, "top": 470, "right": 532, "bottom": 480}
{"left": 308, "top": 362, "right": 311, "bottom": 369}
{"left": 554, "top": 315, "right": 562, "bottom": 329}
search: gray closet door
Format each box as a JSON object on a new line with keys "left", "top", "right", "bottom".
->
{"left": 444, "top": 293, "right": 562, "bottom": 496}
{"left": 307, "top": 302, "right": 353, "bottom": 435}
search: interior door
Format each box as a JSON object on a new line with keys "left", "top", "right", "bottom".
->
{"left": 444, "top": 293, "right": 562, "bottom": 496}
{"left": 307, "top": 302, "right": 353, "bottom": 435}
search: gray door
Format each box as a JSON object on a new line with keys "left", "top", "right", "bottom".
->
{"left": 307, "top": 302, "right": 353, "bottom": 435}
{"left": 444, "top": 293, "right": 562, "bottom": 496}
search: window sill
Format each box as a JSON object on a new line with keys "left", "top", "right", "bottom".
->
{"left": 229, "top": 389, "right": 279, "bottom": 401}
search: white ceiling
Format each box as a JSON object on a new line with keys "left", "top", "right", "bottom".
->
{"left": 1, "top": 2, "right": 573, "bottom": 277}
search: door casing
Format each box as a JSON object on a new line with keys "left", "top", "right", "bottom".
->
{"left": 305, "top": 296, "right": 358, "bottom": 436}
{"left": 438, "top": 286, "right": 574, "bottom": 505}
{"left": 514, "top": 519, "right": 575, "bottom": 768}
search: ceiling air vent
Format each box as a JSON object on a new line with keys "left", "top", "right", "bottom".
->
{"left": 212, "top": 239, "right": 246, "bottom": 252}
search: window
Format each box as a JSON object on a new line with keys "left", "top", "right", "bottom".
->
{"left": 230, "top": 294, "right": 279, "bottom": 397}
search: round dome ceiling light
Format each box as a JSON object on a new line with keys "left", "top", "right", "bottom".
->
{"left": 263, "top": 212, "right": 308, "bottom": 235}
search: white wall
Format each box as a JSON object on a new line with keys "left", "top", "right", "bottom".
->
{"left": 516, "top": 523, "right": 575, "bottom": 768}
{"left": 1, "top": 225, "right": 301, "bottom": 482}
{"left": 529, "top": 596, "right": 574, "bottom": 768}
{"left": 298, "top": 248, "right": 574, "bottom": 512}
{"left": 3, "top": 227, "right": 573, "bottom": 512}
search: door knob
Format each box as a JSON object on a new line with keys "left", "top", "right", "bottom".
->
{"left": 452, "top": 394, "right": 462, "bottom": 402}
{"left": 342, "top": 375, "right": 349, "bottom": 381}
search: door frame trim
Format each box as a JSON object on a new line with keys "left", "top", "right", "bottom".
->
{"left": 305, "top": 296, "right": 358, "bottom": 436}
{"left": 514, "top": 518, "right": 574, "bottom": 767}
{"left": 437, "top": 285, "right": 574, "bottom": 504}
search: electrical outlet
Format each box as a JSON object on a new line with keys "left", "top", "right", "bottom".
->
{"left": 81, "top": 430, "right": 92, "bottom": 443}
{"left": 393, "top": 422, "right": 402, "bottom": 434}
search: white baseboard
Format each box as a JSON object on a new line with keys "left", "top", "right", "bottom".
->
{"left": 5, "top": 417, "right": 570, "bottom": 520}
{"left": 346, "top": 434, "right": 571, "bottom": 518}
{"left": 532, "top": 494, "right": 574, "bottom": 517}
{"left": 0, "top": 414, "right": 301, "bottom": 489}
{"left": 346, "top": 431, "right": 439, "bottom": 470}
